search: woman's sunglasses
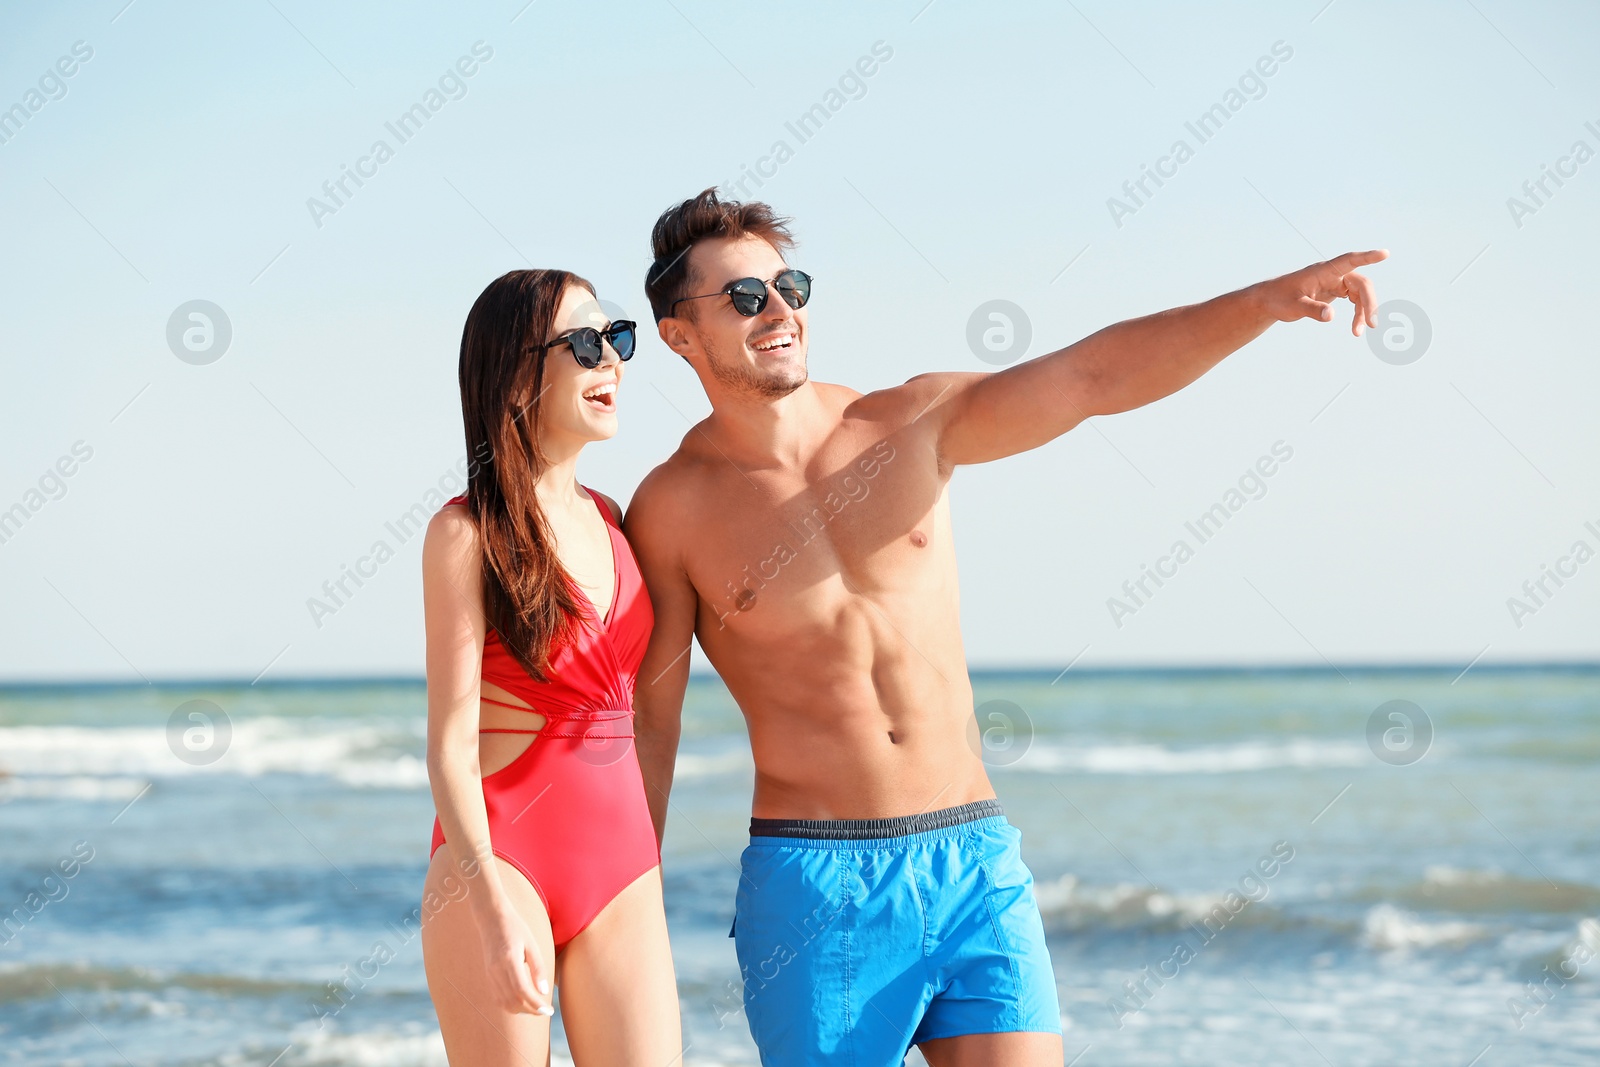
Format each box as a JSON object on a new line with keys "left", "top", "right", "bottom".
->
{"left": 670, "top": 269, "right": 813, "bottom": 318}
{"left": 534, "top": 320, "right": 637, "bottom": 369}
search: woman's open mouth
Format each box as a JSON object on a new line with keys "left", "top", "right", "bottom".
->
{"left": 582, "top": 382, "right": 616, "bottom": 411}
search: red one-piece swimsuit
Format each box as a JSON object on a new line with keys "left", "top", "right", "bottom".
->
{"left": 430, "top": 488, "right": 659, "bottom": 951}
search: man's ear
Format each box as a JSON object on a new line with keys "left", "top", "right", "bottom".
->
{"left": 658, "top": 317, "right": 696, "bottom": 362}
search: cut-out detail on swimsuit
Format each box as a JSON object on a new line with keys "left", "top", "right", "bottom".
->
{"left": 481, "top": 695, "right": 535, "bottom": 712}
{"left": 479, "top": 694, "right": 543, "bottom": 734}
{"left": 431, "top": 487, "right": 658, "bottom": 951}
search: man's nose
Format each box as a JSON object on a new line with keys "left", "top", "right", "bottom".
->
{"left": 760, "top": 280, "right": 792, "bottom": 319}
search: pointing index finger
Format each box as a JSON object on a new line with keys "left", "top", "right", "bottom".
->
{"left": 1333, "top": 248, "right": 1390, "bottom": 272}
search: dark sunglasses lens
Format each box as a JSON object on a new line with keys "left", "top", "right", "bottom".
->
{"left": 727, "top": 279, "right": 767, "bottom": 317}
{"left": 776, "top": 270, "right": 811, "bottom": 310}
{"left": 608, "top": 322, "right": 636, "bottom": 361}
{"left": 570, "top": 328, "right": 604, "bottom": 368}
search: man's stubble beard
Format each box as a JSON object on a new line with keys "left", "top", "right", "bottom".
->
{"left": 703, "top": 332, "right": 808, "bottom": 399}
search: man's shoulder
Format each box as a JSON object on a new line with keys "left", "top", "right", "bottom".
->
{"left": 837, "top": 371, "right": 984, "bottom": 429}
{"left": 625, "top": 442, "right": 712, "bottom": 542}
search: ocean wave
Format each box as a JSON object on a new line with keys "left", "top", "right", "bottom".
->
{"left": 1033, "top": 874, "right": 1297, "bottom": 934}
{"left": 0, "top": 721, "right": 752, "bottom": 792}
{"left": 1011, "top": 738, "right": 1370, "bottom": 774}
{"left": 250, "top": 1022, "right": 733, "bottom": 1067}
{"left": 277, "top": 1025, "right": 756, "bottom": 1067}
{"left": 0, "top": 725, "right": 1397, "bottom": 791}
{"left": 0, "top": 961, "right": 324, "bottom": 1004}
{"left": 672, "top": 749, "right": 754, "bottom": 780}
{"left": 1521, "top": 917, "right": 1600, "bottom": 982}
{"left": 0, "top": 775, "right": 150, "bottom": 800}
{"left": 1361, "top": 903, "right": 1491, "bottom": 950}
{"left": 1369, "top": 866, "right": 1600, "bottom": 915}
{"left": 1031, "top": 874, "right": 1553, "bottom": 956}
{"left": 0, "top": 720, "right": 425, "bottom": 791}
{"left": 277, "top": 1026, "right": 451, "bottom": 1067}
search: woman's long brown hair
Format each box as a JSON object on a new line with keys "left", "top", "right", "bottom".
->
{"left": 457, "top": 269, "right": 594, "bottom": 681}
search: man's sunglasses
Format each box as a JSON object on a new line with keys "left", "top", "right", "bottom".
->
{"left": 670, "top": 269, "right": 813, "bottom": 318}
{"left": 533, "top": 320, "right": 637, "bottom": 369}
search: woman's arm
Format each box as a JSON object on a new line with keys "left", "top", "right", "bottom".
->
{"left": 422, "top": 505, "right": 552, "bottom": 1016}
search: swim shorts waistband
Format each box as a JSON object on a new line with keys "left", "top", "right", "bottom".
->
{"left": 748, "top": 799, "right": 1004, "bottom": 841}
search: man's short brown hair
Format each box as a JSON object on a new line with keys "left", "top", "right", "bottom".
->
{"left": 645, "top": 188, "right": 795, "bottom": 323}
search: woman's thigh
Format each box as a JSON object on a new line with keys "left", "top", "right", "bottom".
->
{"left": 556, "top": 865, "right": 683, "bottom": 1063}
{"left": 421, "top": 844, "right": 555, "bottom": 1067}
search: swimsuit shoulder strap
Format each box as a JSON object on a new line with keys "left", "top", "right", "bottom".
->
{"left": 582, "top": 485, "right": 621, "bottom": 530}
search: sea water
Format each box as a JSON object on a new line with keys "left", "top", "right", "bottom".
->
{"left": 1, "top": 667, "right": 1596, "bottom": 1065}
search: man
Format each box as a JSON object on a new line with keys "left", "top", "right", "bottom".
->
{"left": 626, "top": 187, "right": 1384, "bottom": 1065}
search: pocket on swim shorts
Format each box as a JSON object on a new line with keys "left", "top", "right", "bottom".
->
{"left": 732, "top": 844, "right": 787, "bottom": 951}
{"left": 733, "top": 846, "right": 848, "bottom": 975}
{"left": 977, "top": 823, "right": 1048, "bottom": 958}
{"left": 980, "top": 822, "right": 1034, "bottom": 891}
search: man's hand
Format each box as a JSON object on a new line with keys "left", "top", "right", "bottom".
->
{"left": 929, "top": 247, "right": 1392, "bottom": 467}
{"left": 1256, "top": 249, "right": 1390, "bottom": 335}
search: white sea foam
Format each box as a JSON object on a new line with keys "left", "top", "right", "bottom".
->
{"left": 283, "top": 1026, "right": 450, "bottom": 1067}
{"left": 0, "top": 720, "right": 1378, "bottom": 795}
{"left": 1553, "top": 917, "right": 1600, "bottom": 979}
{"left": 1032, "top": 873, "right": 1260, "bottom": 931}
{"left": 1361, "top": 903, "right": 1489, "bottom": 950}
{"left": 0, "top": 719, "right": 425, "bottom": 790}
{"left": 1011, "top": 737, "right": 1370, "bottom": 774}
{"left": 0, "top": 774, "right": 149, "bottom": 800}
{"left": 280, "top": 1025, "right": 742, "bottom": 1067}
{"left": 672, "top": 749, "right": 754, "bottom": 779}
{"left": 0, "top": 720, "right": 747, "bottom": 792}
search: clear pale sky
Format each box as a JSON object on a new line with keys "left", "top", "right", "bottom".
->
{"left": 2, "top": 0, "right": 1595, "bottom": 681}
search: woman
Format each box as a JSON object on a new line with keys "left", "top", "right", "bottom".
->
{"left": 419, "top": 269, "right": 680, "bottom": 1064}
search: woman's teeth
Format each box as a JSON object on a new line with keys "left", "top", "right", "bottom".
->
{"left": 582, "top": 382, "right": 616, "bottom": 408}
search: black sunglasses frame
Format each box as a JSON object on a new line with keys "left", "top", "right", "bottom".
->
{"left": 533, "top": 320, "right": 637, "bottom": 369}
{"left": 670, "top": 269, "right": 813, "bottom": 319}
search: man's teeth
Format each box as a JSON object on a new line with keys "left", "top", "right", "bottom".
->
{"left": 582, "top": 383, "right": 616, "bottom": 401}
{"left": 752, "top": 334, "right": 795, "bottom": 352}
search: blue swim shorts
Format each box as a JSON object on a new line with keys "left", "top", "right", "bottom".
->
{"left": 731, "top": 799, "right": 1060, "bottom": 1064}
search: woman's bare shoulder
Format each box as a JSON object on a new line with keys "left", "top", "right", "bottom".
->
{"left": 423, "top": 502, "right": 478, "bottom": 572}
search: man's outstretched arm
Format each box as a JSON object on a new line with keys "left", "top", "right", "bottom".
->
{"left": 934, "top": 249, "right": 1388, "bottom": 465}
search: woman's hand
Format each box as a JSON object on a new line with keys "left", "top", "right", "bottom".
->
{"left": 474, "top": 901, "right": 554, "bottom": 1016}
